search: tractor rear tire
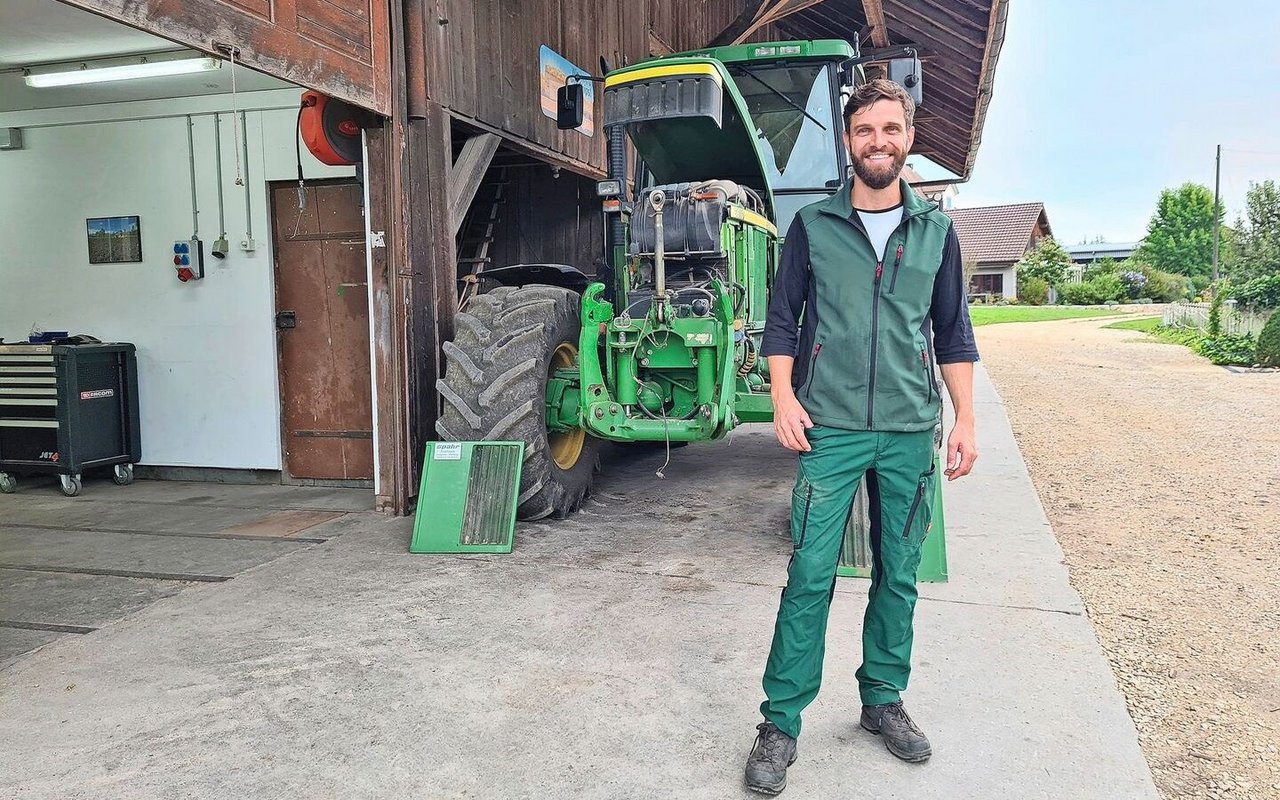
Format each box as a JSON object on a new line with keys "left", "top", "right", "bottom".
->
{"left": 437, "top": 284, "right": 600, "bottom": 520}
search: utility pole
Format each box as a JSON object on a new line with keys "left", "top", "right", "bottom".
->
{"left": 1212, "top": 144, "right": 1221, "bottom": 282}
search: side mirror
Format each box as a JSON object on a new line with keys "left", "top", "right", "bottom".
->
{"left": 557, "top": 83, "right": 584, "bottom": 130}
{"left": 888, "top": 56, "right": 923, "bottom": 106}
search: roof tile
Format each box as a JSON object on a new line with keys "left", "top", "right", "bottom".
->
{"left": 944, "top": 203, "right": 1050, "bottom": 264}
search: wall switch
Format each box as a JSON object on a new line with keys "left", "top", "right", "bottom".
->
{"left": 240, "top": 238, "right": 256, "bottom": 252}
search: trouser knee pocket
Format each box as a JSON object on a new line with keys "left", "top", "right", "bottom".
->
{"left": 901, "top": 462, "right": 936, "bottom": 546}
{"left": 791, "top": 468, "right": 815, "bottom": 550}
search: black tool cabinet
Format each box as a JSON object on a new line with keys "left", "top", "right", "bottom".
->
{"left": 0, "top": 342, "right": 142, "bottom": 496}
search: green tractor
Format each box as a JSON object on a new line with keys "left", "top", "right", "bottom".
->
{"left": 438, "top": 39, "right": 916, "bottom": 519}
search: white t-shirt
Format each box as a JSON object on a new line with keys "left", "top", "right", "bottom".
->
{"left": 856, "top": 203, "right": 904, "bottom": 263}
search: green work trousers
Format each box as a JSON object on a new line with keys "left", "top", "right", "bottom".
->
{"left": 760, "top": 426, "right": 937, "bottom": 740}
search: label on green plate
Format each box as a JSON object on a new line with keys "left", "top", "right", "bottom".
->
{"left": 434, "top": 442, "right": 462, "bottom": 461}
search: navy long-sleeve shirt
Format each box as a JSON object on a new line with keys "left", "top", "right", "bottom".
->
{"left": 761, "top": 217, "right": 979, "bottom": 366}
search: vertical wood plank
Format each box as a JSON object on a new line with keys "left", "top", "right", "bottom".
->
{"left": 473, "top": 0, "right": 503, "bottom": 123}
{"left": 447, "top": 0, "right": 478, "bottom": 117}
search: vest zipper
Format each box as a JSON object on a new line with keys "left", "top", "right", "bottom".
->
{"left": 802, "top": 343, "right": 822, "bottom": 399}
{"left": 888, "top": 243, "right": 905, "bottom": 293}
{"left": 868, "top": 261, "right": 883, "bottom": 427}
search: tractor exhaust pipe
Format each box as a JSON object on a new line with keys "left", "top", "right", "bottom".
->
{"left": 649, "top": 189, "right": 667, "bottom": 314}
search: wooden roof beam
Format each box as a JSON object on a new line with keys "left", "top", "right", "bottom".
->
{"left": 861, "top": 0, "right": 890, "bottom": 47}
{"left": 708, "top": 0, "right": 830, "bottom": 47}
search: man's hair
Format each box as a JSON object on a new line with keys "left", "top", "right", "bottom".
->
{"left": 843, "top": 79, "right": 915, "bottom": 129}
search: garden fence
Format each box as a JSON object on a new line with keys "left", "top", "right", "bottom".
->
{"left": 1163, "top": 302, "right": 1272, "bottom": 336}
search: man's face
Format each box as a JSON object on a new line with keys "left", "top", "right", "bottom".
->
{"left": 843, "top": 98, "right": 915, "bottom": 191}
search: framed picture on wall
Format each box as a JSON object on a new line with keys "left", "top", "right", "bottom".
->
{"left": 86, "top": 216, "right": 143, "bottom": 264}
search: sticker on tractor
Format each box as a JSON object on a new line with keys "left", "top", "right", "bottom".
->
{"left": 39, "top": 451, "right": 59, "bottom": 462}
{"left": 686, "top": 333, "right": 714, "bottom": 345}
{"left": 80, "top": 388, "right": 115, "bottom": 400}
{"left": 434, "top": 442, "right": 462, "bottom": 461}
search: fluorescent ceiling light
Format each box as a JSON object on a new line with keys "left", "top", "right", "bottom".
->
{"left": 24, "top": 55, "right": 221, "bottom": 88}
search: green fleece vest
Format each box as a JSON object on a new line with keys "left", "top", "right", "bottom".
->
{"left": 795, "top": 178, "right": 951, "bottom": 432}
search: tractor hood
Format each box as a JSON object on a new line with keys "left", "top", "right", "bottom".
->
{"left": 603, "top": 58, "right": 774, "bottom": 217}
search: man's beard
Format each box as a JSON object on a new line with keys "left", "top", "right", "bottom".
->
{"left": 851, "top": 148, "right": 906, "bottom": 190}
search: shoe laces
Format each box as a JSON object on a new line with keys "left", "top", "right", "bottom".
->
{"left": 882, "top": 703, "right": 923, "bottom": 735}
{"left": 754, "top": 722, "right": 791, "bottom": 761}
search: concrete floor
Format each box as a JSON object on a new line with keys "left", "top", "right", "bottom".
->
{"left": 0, "top": 366, "right": 1159, "bottom": 799}
{"left": 0, "top": 477, "right": 373, "bottom": 666}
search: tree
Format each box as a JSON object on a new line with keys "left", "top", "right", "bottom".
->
{"left": 1256, "top": 309, "right": 1280, "bottom": 367}
{"left": 1229, "top": 180, "right": 1280, "bottom": 283}
{"left": 1015, "top": 236, "right": 1073, "bottom": 288}
{"left": 1134, "top": 183, "right": 1221, "bottom": 278}
{"left": 1084, "top": 256, "right": 1120, "bottom": 279}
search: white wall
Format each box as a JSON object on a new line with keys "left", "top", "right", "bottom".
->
{"left": 0, "top": 89, "right": 356, "bottom": 469}
{"left": 974, "top": 265, "right": 1017, "bottom": 300}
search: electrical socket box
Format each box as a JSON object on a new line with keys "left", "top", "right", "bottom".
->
{"left": 173, "top": 238, "right": 205, "bottom": 282}
{"left": 240, "top": 237, "right": 256, "bottom": 253}
{"left": 0, "top": 128, "right": 22, "bottom": 150}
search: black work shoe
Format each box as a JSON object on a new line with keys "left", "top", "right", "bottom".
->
{"left": 860, "top": 702, "right": 933, "bottom": 763}
{"left": 744, "top": 721, "right": 798, "bottom": 795}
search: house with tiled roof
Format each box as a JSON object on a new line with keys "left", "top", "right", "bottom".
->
{"left": 944, "top": 203, "right": 1053, "bottom": 300}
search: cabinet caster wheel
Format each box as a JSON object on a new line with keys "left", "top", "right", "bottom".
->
{"left": 0, "top": 473, "right": 16, "bottom": 494}
{"left": 112, "top": 464, "right": 134, "bottom": 486}
{"left": 59, "top": 474, "right": 82, "bottom": 497}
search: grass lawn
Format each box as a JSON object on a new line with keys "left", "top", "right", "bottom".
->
{"left": 1103, "top": 316, "right": 1162, "bottom": 332}
{"left": 968, "top": 306, "right": 1127, "bottom": 326}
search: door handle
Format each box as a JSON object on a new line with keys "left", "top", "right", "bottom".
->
{"left": 276, "top": 311, "right": 297, "bottom": 330}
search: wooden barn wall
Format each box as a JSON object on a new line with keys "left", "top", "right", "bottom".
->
{"left": 485, "top": 169, "right": 604, "bottom": 273}
{"left": 61, "top": 0, "right": 391, "bottom": 114}
{"left": 423, "top": 0, "right": 781, "bottom": 178}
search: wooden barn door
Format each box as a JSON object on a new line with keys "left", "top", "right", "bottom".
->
{"left": 271, "top": 181, "right": 373, "bottom": 481}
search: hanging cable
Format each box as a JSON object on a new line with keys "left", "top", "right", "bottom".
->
{"left": 295, "top": 96, "right": 314, "bottom": 211}
{"left": 227, "top": 46, "right": 243, "bottom": 186}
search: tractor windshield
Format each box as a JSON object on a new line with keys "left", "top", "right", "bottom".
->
{"left": 728, "top": 63, "right": 840, "bottom": 194}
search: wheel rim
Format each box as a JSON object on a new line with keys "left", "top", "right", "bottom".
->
{"left": 548, "top": 342, "right": 585, "bottom": 470}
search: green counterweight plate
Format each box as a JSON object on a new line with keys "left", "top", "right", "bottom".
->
{"left": 837, "top": 453, "right": 949, "bottom": 583}
{"left": 410, "top": 441, "right": 525, "bottom": 554}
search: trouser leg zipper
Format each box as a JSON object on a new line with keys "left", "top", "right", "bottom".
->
{"left": 902, "top": 479, "right": 926, "bottom": 539}
{"left": 798, "top": 483, "right": 814, "bottom": 548}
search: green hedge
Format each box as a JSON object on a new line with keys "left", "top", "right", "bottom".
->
{"left": 1058, "top": 273, "right": 1127, "bottom": 305}
{"left": 1257, "top": 311, "right": 1280, "bottom": 367}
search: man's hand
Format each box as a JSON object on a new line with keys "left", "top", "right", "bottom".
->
{"left": 945, "top": 417, "right": 977, "bottom": 481}
{"left": 773, "top": 389, "right": 814, "bottom": 452}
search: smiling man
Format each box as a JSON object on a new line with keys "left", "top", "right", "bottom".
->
{"left": 743, "top": 79, "right": 980, "bottom": 795}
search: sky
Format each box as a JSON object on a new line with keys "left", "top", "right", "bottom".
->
{"left": 912, "top": 0, "right": 1280, "bottom": 245}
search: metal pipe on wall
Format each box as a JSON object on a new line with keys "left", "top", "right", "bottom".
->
{"left": 213, "top": 114, "right": 229, "bottom": 257}
{"left": 240, "top": 111, "right": 255, "bottom": 251}
{"left": 10, "top": 105, "right": 296, "bottom": 131}
{"left": 185, "top": 115, "right": 199, "bottom": 240}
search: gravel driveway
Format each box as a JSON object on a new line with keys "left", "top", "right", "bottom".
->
{"left": 976, "top": 315, "right": 1280, "bottom": 800}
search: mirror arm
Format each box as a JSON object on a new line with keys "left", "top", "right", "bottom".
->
{"left": 841, "top": 45, "right": 918, "bottom": 70}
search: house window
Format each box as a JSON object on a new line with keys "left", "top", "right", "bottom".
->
{"left": 970, "top": 273, "right": 1004, "bottom": 296}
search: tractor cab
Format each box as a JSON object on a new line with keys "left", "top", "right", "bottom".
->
{"left": 620, "top": 40, "right": 858, "bottom": 234}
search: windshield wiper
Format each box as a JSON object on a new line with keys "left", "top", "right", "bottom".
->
{"left": 734, "top": 68, "right": 827, "bottom": 131}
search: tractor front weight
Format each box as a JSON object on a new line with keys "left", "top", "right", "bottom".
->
{"left": 566, "top": 281, "right": 737, "bottom": 443}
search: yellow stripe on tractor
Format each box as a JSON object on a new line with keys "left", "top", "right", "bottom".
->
{"left": 728, "top": 205, "right": 778, "bottom": 236}
{"left": 604, "top": 63, "right": 723, "bottom": 89}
